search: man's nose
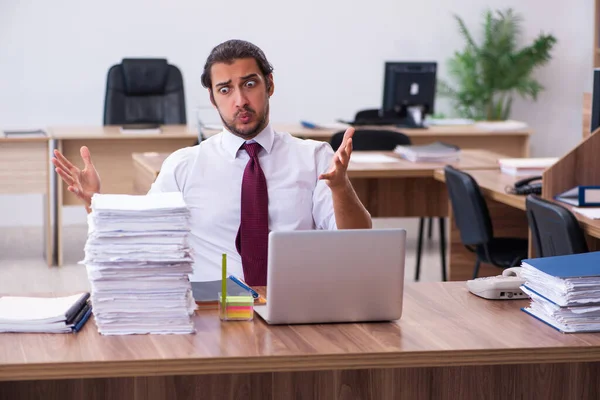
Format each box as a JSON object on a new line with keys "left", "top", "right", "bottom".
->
{"left": 234, "top": 90, "right": 248, "bottom": 108}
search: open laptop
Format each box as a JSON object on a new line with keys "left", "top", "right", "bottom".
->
{"left": 253, "top": 229, "right": 406, "bottom": 325}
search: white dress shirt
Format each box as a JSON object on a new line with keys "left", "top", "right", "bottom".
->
{"left": 148, "top": 123, "right": 337, "bottom": 281}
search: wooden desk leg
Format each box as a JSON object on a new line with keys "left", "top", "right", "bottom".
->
{"left": 448, "top": 199, "right": 529, "bottom": 281}
{"left": 55, "top": 140, "right": 64, "bottom": 267}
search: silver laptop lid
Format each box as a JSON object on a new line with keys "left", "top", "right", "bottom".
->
{"left": 261, "top": 229, "right": 406, "bottom": 324}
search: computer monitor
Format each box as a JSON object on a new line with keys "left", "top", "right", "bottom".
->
{"left": 382, "top": 62, "right": 437, "bottom": 126}
{"left": 591, "top": 68, "right": 600, "bottom": 134}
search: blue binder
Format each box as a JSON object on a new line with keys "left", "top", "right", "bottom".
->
{"left": 554, "top": 185, "right": 600, "bottom": 207}
{"left": 521, "top": 251, "right": 600, "bottom": 278}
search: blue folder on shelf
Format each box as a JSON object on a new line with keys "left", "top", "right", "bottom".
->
{"left": 554, "top": 185, "right": 600, "bottom": 207}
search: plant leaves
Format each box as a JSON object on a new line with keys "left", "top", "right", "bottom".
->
{"left": 440, "top": 7, "right": 556, "bottom": 120}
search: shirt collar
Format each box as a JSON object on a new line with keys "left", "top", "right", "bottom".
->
{"left": 221, "top": 123, "right": 275, "bottom": 160}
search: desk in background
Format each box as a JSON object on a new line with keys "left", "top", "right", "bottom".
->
{"left": 204, "top": 122, "right": 532, "bottom": 157}
{"left": 1, "top": 282, "right": 600, "bottom": 399}
{"left": 0, "top": 136, "right": 52, "bottom": 265}
{"left": 48, "top": 126, "right": 199, "bottom": 266}
{"left": 133, "top": 149, "right": 505, "bottom": 219}
{"left": 434, "top": 168, "right": 600, "bottom": 280}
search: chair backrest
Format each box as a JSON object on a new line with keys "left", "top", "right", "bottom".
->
{"left": 354, "top": 109, "right": 380, "bottom": 123}
{"left": 525, "top": 195, "right": 589, "bottom": 257}
{"left": 443, "top": 165, "right": 493, "bottom": 246}
{"left": 330, "top": 129, "right": 411, "bottom": 151}
{"left": 103, "top": 58, "right": 186, "bottom": 125}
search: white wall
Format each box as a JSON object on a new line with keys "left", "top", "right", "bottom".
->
{"left": 0, "top": 0, "right": 594, "bottom": 226}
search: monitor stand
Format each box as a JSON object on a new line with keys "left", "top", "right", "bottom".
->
{"left": 394, "top": 107, "right": 427, "bottom": 129}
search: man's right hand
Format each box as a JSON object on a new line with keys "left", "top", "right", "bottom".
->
{"left": 52, "top": 146, "right": 101, "bottom": 211}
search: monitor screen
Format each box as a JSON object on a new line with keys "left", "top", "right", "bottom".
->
{"left": 381, "top": 62, "right": 437, "bottom": 118}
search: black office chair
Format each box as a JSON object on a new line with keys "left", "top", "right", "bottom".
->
{"left": 526, "top": 195, "right": 589, "bottom": 257}
{"left": 103, "top": 58, "right": 187, "bottom": 125}
{"left": 444, "top": 165, "right": 528, "bottom": 279}
{"left": 353, "top": 109, "right": 380, "bottom": 124}
{"left": 330, "top": 129, "right": 447, "bottom": 281}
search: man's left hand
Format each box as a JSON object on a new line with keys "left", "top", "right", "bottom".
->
{"left": 319, "top": 127, "right": 354, "bottom": 189}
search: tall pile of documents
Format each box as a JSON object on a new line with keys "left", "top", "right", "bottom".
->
{"left": 520, "top": 251, "right": 600, "bottom": 333}
{"left": 84, "top": 192, "right": 196, "bottom": 335}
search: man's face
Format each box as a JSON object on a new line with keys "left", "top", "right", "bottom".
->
{"left": 209, "top": 58, "right": 274, "bottom": 139}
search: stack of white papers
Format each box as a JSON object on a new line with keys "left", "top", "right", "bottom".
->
{"left": 393, "top": 141, "right": 460, "bottom": 163}
{"left": 520, "top": 252, "right": 600, "bottom": 333}
{"left": 573, "top": 207, "right": 600, "bottom": 220}
{"left": 498, "top": 157, "right": 558, "bottom": 176}
{"left": 474, "top": 120, "right": 529, "bottom": 131}
{"left": 84, "top": 193, "right": 196, "bottom": 335}
{"left": 0, "top": 293, "right": 90, "bottom": 333}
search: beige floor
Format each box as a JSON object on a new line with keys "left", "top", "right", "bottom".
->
{"left": 0, "top": 218, "right": 447, "bottom": 294}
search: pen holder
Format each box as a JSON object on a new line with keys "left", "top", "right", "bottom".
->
{"left": 218, "top": 292, "right": 254, "bottom": 321}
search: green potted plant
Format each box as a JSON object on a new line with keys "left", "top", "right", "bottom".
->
{"left": 437, "top": 8, "right": 557, "bottom": 121}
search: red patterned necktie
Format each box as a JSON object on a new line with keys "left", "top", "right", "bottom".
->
{"left": 235, "top": 142, "right": 269, "bottom": 285}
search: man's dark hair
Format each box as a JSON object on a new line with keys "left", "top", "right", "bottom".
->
{"left": 200, "top": 39, "right": 274, "bottom": 90}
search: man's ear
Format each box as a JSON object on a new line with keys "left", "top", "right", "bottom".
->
{"left": 267, "top": 74, "right": 275, "bottom": 97}
{"left": 209, "top": 89, "right": 216, "bottom": 106}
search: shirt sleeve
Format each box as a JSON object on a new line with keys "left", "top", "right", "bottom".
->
{"left": 312, "top": 141, "right": 337, "bottom": 230}
{"left": 148, "top": 147, "right": 196, "bottom": 194}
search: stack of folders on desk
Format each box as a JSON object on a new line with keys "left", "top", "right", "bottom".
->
{"left": 0, "top": 293, "right": 91, "bottom": 333}
{"left": 520, "top": 251, "right": 600, "bottom": 333}
{"left": 393, "top": 141, "right": 460, "bottom": 163}
{"left": 83, "top": 192, "right": 196, "bottom": 335}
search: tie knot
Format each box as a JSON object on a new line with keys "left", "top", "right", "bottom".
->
{"left": 243, "top": 142, "right": 262, "bottom": 158}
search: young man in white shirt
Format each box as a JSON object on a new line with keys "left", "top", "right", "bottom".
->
{"left": 52, "top": 39, "right": 372, "bottom": 284}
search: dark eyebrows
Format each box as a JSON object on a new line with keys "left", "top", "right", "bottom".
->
{"left": 240, "top": 73, "right": 259, "bottom": 81}
{"left": 215, "top": 79, "right": 232, "bottom": 88}
{"left": 215, "top": 74, "right": 260, "bottom": 88}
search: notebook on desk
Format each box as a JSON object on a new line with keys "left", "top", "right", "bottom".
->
{"left": 0, "top": 292, "right": 91, "bottom": 333}
{"left": 191, "top": 279, "right": 265, "bottom": 309}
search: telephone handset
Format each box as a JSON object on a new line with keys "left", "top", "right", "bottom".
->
{"left": 466, "top": 267, "right": 528, "bottom": 300}
{"left": 506, "top": 175, "right": 542, "bottom": 195}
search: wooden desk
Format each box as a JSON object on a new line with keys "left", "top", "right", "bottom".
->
{"left": 0, "top": 136, "right": 52, "bottom": 265}
{"left": 434, "top": 169, "right": 600, "bottom": 280}
{"left": 49, "top": 126, "right": 199, "bottom": 266}
{"left": 203, "top": 123, "right": 532, "bottom": 157}
{"left": 133, "top": 149, "right": 505, "bottom": 219}
{"left": 1, "top": 282, "right": 600, "bottom": 399}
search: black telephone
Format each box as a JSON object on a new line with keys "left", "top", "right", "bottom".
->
{"left": 507, "top": 175, "right": 542, "bottom": 195}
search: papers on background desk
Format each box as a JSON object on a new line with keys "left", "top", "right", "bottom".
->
{"left": 424, "top": 118, "right": 474, "bottom": 126}
{"left": 349, "top": 153, "right": 400, "bottom": 163}
{"left": 498, "top": 157, "right": 558, "bottom": 176}
{"left": 2, "top": 129, "right": 47, "bottom": 138}
{"left": 84, "top": 192, "right": 196, "bottom": 335}
{"left": 119, "top": 124, "right": 161, "bottom": 134}
{"left": 572, "top": 207, "right": 600, "bottom": 220}
{"left": 393, "top": 141, "right": 460, "bottom": 163}
{"left": 474, "top": 120, "right": 529, "bottom": 131}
